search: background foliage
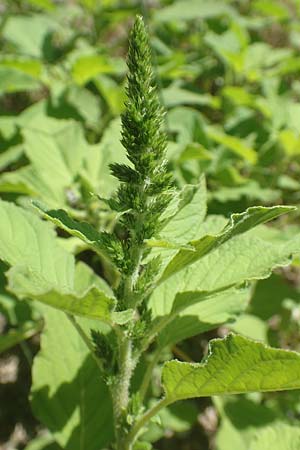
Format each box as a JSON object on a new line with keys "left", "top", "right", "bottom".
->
{"left": 1, "top": 0, "right": 300, "bottom": 449}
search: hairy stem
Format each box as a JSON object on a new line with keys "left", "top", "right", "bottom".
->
{"left": 113, "top": 330, "right": 134, "bottom": 449}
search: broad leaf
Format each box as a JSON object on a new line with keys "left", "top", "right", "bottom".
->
{"left": 206, "top": 126, "right": 258, "bottom": 164}
{"left": 152, "top": 286, "right": 250, "bottom": 348}
{"left": 0, "top": 201, "right": 116, "bottom": 322}
{"left": 81, "top": 117, "right": 129, "bottom": 196}
{"left": 7, "top": 267, "right": 115, "bottom": 322}
{"left": 149, "top": 212, "right": 300, "bottom": 346}
{"left": 162, "top": 334, "right": 300, "bottom": 402}
{"left": 3, "top": 14, "right": 58, "bottom": 58}
{"left": 0, "top": 67, "right": 41, "bottom": 93}
{"left": 214, "top": 395, "right": 277, "bottom": 450}
{"left": 0, "top": 200, "right": 74, "bottom": 287}
{"left": 71, "top": 53, "right": 124, "bottom": 85}
{"left": 160, "top": 205, "right": 295, "bottom": 282}
{"left": 160, "top": 177, "right": 207, "bottom": 244}
{"left": 154, "top": 0, "right": 233, "bottom": 22}
{"left": 250, "top": 423, "right": 300, "bottom": 450}
{"left": 31, "top": 306, "right": 113, "bottom": 450}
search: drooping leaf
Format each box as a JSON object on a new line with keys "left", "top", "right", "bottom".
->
{"left": 162, "top": 334, "right": 300, "bottom": 403}
{"left": 7, "top": 266, "right": 115, "bottom": 322}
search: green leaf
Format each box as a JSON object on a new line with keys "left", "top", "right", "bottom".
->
{"left": 229, "top": 314, "right": 268, "bottom": 343}
{"left": 206, "top": 127, "right": 258, "bottom": 164}
{"left": 162, "top": 334, "right": 300, "bottom": 403}
{"left": 3, "top": 14, "right": 58, "bottom": 58}
{"left": 154, "top": 0, "right": 233, "bottom": 22}
{"left": 31, "top": 306, "right": 113, "bottom": 450}
{"left": 161, "top": 206, "right": 295, "bottom": 282}
{"left": 33, "top": 203, "right": 103, "bottom": 249}
{"left": 0, "top": 56, "right": 43, "bottom": 78}
{"left": 81, "top": 118, "right": 128, "bottom": 197}
{"left": 0, "top": 200, "right": 74, "bottom": 286}
{"left": 159, "top": 177, "right": 207, "bottom": 244}
{"left": 24, "top": 434, "right": 59, "bottom": 450}
{"left": 0, "top": 145, "right": 23, "bottom": 171}
{"left": 250, "top": 423, "right": 300, "bottom": 450}
{"left": 7, "top": 267, "right": 115, "bottom": 322}
{"left": 214, "top": 396, "right": 277, "bottom": 450}
{"left": 0, "top": 201, "right": 116, "bottom": 322}
{"left": 162, "top": 84, "right": 219, "bottom": 108}
{"left": 71, "top": 54, "right": 124, "bottom": 85}
{"left": 0, "top": 117, "right": 91, "bottom": 207}
{"left": 151, "top": 286, "right": 250, "bottom": 348}
{"left": 0, "top": 67, "right": 41, "bottom": 93}
{"left": 0, "top": 321, "right": 42, "bottom": 353}
{"left": 149, "top": 215, "right": 300, "bottom": 346}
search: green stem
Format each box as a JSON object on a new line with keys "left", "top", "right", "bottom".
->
{"left": 124, "top": 397, "right": 170, "bottom": 448}
{"left": 112, "top": 327, "right": 136, "bottom": 449}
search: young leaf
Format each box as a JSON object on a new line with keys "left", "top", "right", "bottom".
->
{"left": 162, "top": 334, "right": 300, "bottom": 403}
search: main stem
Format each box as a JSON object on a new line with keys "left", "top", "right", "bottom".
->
{"left": 113, "top": 248, "right": 142, "bottom": 449}
{"left": 113, "top": 330, "right": 134, "bottom": 449}
{"left": 109, "top": 16, "right": 172, "bottom": 449}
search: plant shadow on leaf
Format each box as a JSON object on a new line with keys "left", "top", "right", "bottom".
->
{"left": 31, "top": 354, "right": 114, "bottom": 450}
